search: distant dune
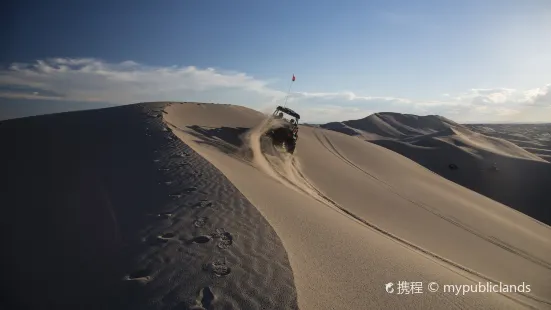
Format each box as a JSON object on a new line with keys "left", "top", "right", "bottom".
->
{"left": 321, "top": 113, "right": 551, "bottom": 226}
{"left": 321, "top": 112, "right": 461, "bottom": 139}
{"left": 466, "top": 123, "right": 551, "bottom": 161}
{"left": 2, "top": 102, "right": 551, "bottom": 310}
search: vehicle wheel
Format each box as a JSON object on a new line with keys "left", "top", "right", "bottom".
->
{"left": 285, "top": 141, "right": 296, "bottom": 154}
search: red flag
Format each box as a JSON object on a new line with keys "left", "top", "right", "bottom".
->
{"left": 292, "top": 74, "right": 295, "bottom": 81}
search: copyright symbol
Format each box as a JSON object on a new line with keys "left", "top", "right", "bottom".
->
{"left": 428, "top": 282, "right": 439, "bottom": 292}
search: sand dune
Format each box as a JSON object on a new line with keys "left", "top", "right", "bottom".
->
{"left": 466, "top": 123, "right": 551, "bottom": 162}
{"left": 321, "top": 112, "right": 460, "bottom": 139}
{"left": 3, "top": 102, "right": 551, "bottom": 309}
{"left": 321, "top": 113, "right": 551, "bottom": 226}
{"left": 1, "top": 102, "right": 297, "bottom": 310}
{"left": 165, "top": 103, "right": 551, "bottom": 309}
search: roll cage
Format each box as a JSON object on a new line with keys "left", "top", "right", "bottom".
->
{"left": 272, "top": 106, "right": 300, "bottom": 124}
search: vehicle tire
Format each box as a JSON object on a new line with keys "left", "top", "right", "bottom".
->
{"left": 285, "top": 140, "right": 296, "bottom": 154}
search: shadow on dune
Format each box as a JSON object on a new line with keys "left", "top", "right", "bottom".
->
{"left": 1, "top": 104, "right": 299, "bottom": 310}
{"left": 466, "top": 123, "right": 551, "bottom": 161}
{"left": 319, "top": 113, "right": 551, "bottom": 226}
{"left": 181, "top": 125, "right": 257, "bottom": 163}
{"left": 372, "top": 139, "right": 551, "bottom": 225}
{"left": 188, "top": 125, "right": 251, "bottom": 149}
{"left": 0, "top": 104, "right": 169, "bottom": 309}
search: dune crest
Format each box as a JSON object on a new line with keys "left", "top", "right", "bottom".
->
{"left": 321, "top": 112, "right": 551, "bottom": 225}
{"left": 4, "top": 102, "right": 550, "bottom": 309}
{"left": 322, "top": 112, "right": 461, "bottom": 139}
{"left": 165, "top": 102, "right": 551, "bottom": 310}
{"left": 1, "top": 102, "right": 298, "bottom": 310}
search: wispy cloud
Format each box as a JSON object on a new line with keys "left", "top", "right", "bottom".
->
{"left": 528, "top": 84, "right": 551, "bottom": 107}
{"left": 0, "top": 58, "right": 284, "bottom": 104}
{"left": 1, "top": 58, "right": 550, "bottom": 123}
{"left": 290, "top": 91, "right": 412, "bottom": 104}
{"left": 451, "top": 86, "right": 550, "bottom": 106}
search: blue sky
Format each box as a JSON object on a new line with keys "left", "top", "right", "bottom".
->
{"left": 1, "top": 0, "right": 551, "bottom": 122}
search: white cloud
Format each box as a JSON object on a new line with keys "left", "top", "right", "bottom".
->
{"left": 0, "top": 91, "right": 64, "bottom": 101}
{"left": 453, "top": 87, "right": 551, "bottom": 106}
{"left": 1, "top": 58, "right": 550, "bottom": 123}
{"left": 291, "top": 91, "right": 412, "bottom": 104}
{"left": 527, "top": 84, "right": 551, "bottom": 106}
{"left": 0, "top": 58, "right": 284, "bottom": 104}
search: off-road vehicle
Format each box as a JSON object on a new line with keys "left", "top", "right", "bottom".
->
{"left": 265, "top": 106, "right": 300, "bottom": 154}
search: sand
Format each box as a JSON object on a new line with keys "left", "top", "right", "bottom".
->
{"left": 322, "top": 114, "right": 551, "bottom": 225}
{"left": 2, "top": 101, "right": 551, "bottom": 309}
{"left": 466, "top": 123, "right": 551, "bottom": 161}
{"left": 1, "top": 102, "right": 297, "bottom": 310}
{"left": 320, "top": 112, "right": 461, "bottom": 140}
{"left": 165, "top": 103, "right": 551, "bottom": 309}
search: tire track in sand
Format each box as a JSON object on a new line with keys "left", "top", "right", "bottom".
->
{"left": 245, "top": 122, "right": 550, "bottom": 308}
{"left": 312, "top": 130, "right": 551, "bottom": 271}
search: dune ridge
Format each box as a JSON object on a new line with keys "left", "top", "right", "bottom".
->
{"left": 0, "top": 102, "right": 298, "bottom": 310}
{"left": 3, "top": 101, "right": 551, "bottom": 309}
{"left": 320, "top": 112, "right": 551, "bottom": 225}
{"left": 321, "top": 112, "right": 461, "bottom": 139}
{"left": 165, "top": 102, "right": 551, "bottom": 310}
{"left": 466, "top": 123, "right": 551, "bottom": 161}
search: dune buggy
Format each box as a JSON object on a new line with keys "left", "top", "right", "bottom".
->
{"left": 265, "top": 106, "right": 300, "bottom": 154}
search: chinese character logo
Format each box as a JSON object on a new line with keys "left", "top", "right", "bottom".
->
{"left": 397, "top": 281, "right": 424, "bottom": 294}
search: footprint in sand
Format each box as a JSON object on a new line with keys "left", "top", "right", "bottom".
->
{"left": 193, "top": 217, "right": 208, "bottom": 228}
{"left": 157, "top": 232, "right": 177, "bottom": 243}
{"left": 202, "top": 257, "right": 231, "bottom": 277}
{"left": 211, "top": 228, "right": 233, "bottom": 249}
{"left": 125, "top": 268, "right": 152, "bottom": 283}
{"left": 217, "top": 233, "right": 233, "bottom": 249}
{"left": 185, "top": 235, "right": 213, "bottom": 244}
{"left": 189, "top": 287, "right": 215, "bottom": 310}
